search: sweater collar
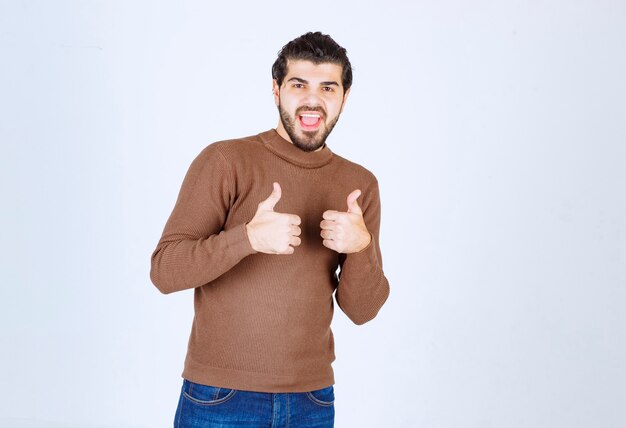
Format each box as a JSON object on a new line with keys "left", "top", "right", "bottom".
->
{"left": 260, "top": 129, "right": 334, "bottom": 168}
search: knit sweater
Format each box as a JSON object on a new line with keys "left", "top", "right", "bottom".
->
{"left": 150, "top": 129, "right": 390, "bottom": 392}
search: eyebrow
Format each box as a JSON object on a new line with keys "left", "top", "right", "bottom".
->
{"left": 287, "top": 77, "right": 340, "bottom": 87}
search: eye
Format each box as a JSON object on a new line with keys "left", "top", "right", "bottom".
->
{"left": 293, "top": 83, "right": 304, "bottom": 89}
{"left": 322, "top": 86, "right": 334, "bottom": 92}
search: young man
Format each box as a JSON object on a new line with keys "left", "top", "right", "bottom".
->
{"left": 150, "top": 32, "right": 390, "bottom": 427}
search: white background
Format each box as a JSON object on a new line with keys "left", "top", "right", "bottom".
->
{"left": 1, "top": 1, "right": 625, "bottom": 427}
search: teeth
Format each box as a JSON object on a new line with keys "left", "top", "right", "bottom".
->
{"left": 300, "top": 114, "right": 320, "bottom": 118}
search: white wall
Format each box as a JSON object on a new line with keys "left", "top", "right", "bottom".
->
{"left": 1, "top": 1, "right": 625, "bottom": 427}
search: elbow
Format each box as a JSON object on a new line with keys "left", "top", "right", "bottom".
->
{"left": 345, "top": 280, "right": 390, "bottom": 326}
{"left": 150, "top": 269, "right": 174, "bottom": 295}
{"left": 150, "top": 248, "right": 175, "bottom": 295}
{"left": 347, "top": 301, "right": 386, "bottom": 326}
{"left": 149, "top": 244, "right": 202, "bottom": 295}
{"left": 349, "top": 312, "right": 378, "bottom": 326}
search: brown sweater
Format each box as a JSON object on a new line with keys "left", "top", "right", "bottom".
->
{"left": 150, "top": 129, "right": 390, "bottom": 392}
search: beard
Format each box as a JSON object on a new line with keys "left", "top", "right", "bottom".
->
{"left": 278, "top": 103, "right": 341, "bottom": 152}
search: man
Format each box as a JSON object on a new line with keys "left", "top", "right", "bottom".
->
{"left": 150, "top": 31, "right": 390, "bottom": 428}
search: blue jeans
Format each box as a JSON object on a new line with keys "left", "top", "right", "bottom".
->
{"left": 174, "top": 379, "right": 335, "bottom": 427}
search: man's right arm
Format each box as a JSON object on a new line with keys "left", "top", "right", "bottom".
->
{"left": 150, "top": 145, "right": 302, "bottom": 294}
{"left": 150, "top": 144, "right": 257, "bottom": 294}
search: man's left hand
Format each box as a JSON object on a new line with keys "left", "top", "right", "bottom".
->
{"left": 320, "top": 189, "right": 372, "bottom": 254}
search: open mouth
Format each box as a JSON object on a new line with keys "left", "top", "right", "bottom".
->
{"left": 298, "top": 112, "right": 323, "bottom": 131}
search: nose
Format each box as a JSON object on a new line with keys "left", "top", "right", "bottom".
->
{"left": 301, "top": 87, "right": 322, "bottom": 105}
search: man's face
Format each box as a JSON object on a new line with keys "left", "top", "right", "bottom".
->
{"left": 273, "top": 59, "right": 350, "bottom": 152}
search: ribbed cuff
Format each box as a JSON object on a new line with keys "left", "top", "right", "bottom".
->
{"left": 345, "top": 232, "right": 378, "bottom": 267}
{"left": 225, "top": 223, "right": 258, "bottom": 258}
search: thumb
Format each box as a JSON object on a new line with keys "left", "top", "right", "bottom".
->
{"left": 259, "top": 182, "right": 282, "bottom": 211}
{"left": 346, "top": 189, "right": 362, "bottom": 214}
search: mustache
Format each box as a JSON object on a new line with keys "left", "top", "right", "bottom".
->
{"left": 295, "top": 105, "right": 326, "bottom": 118}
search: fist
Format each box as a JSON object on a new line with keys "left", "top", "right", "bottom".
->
{"left": 320, "top": 189, "right": 371, "bottom": 253}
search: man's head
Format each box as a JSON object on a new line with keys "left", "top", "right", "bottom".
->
{"left": 272, "top": 32, "right": 353, "bottom": 93}
{"left": 272, "top": 32, "right": 352, "bottom": 152}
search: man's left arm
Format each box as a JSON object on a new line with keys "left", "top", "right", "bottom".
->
{"left": 320, "top": 178, "right": 390, "bottom": 325}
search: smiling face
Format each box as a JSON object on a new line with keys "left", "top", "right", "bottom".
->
{"left": 273, "top": 59, "right": 350, "bottom": 152}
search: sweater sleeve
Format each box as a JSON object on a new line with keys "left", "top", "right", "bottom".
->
{"left": 335, "top": 177, "right": 390, "bottom": 325}
{"left": 150, "top": 144, "right": 257, "bottom": 294}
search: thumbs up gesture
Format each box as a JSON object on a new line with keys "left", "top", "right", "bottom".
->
{"left": 320, "top": 189, "right": 372, "bottom": 254}
{"left": 246, "top": 183, "right": 302, "bottom": 254}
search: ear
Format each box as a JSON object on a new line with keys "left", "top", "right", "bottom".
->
{"left": 272, "top": 79, "right": 280, "bottom": 106}
{"left": 340, "top": 87, "right": 351, "bottom": 113}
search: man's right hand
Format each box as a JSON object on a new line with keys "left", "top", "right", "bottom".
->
{"left": 245, "top": 182, "right": 302, "bottom": 254}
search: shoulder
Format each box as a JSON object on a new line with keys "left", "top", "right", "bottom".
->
{"left": 197, "top": 133, "right": 263, "bottom": 161}
{"left": 330, "top": 151, "right": 380, "bottom": 188}
{"left": 182, "top": 134, "right": 263, "bottom": 181}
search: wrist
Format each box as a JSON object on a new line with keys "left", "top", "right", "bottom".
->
{"left": 354, "top": 232, "right": 372, "bottom": 253}
{"left": 245, "top": 222, "right": 258, "bottom": 252}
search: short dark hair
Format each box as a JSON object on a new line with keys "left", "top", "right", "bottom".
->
{"left": 272, "top": 32, "right": 353, "bottom": 93}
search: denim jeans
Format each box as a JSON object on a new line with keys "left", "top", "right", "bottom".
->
{"left": 174, "top": 379, "right": 335, "bottom": 427}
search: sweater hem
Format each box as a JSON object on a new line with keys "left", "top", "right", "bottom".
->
{"left": 182, "top": 357, "right": 335, "bottom": 393}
